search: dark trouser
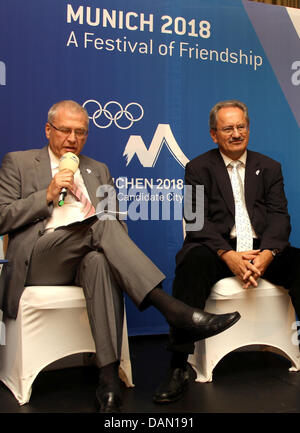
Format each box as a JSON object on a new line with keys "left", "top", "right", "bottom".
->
{"left": 25, "top": 217, "right": 165, "bottom": 367}
{"left": 169, "top": 244, "right": 300, "bottom": 354}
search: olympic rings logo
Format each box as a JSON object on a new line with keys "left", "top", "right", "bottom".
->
{"left": 83, "top": 100, "right": 144, "bottom": 130}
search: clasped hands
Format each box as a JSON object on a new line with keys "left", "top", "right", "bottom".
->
{"left": 221, "top": 249, "right": 274, "bottom": 289}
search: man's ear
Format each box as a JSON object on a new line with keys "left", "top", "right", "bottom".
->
{"left": 210, "top": 129, "right": 218, "bottom": 144}
{"left": 45, "top": 122, "right": 51, "bottom": 140}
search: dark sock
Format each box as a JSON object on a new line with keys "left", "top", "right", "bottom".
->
{"left": 146, "top": 287, "right": 197, "bottom": 328}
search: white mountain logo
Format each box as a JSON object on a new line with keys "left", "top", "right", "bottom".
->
{"left": 123, "top": 124, "right": 189, "bottom": 168}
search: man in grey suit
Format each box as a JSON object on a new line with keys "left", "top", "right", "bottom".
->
{"left": 0, "top": 100, "right": 240, "bottom": 412}
{"left": 154, "top": 99, "right": 300, "bottom": 405}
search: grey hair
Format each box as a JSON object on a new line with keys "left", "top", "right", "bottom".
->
{"left": 209, "top": 100, "right": 249, "bottom": 130}
{"left": 47, "top": 100, "right": 89, "bottom": 126}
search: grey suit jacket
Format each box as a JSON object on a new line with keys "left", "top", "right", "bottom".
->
{"left": 176, "top": 148, "right": 291, "bottom": 265}
{"left": 0, "top": 146, "right": 119, "bottom": 318}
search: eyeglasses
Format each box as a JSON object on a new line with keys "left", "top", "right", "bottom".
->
{"left": 217, "top": 124, "right": 248, "bottom": 135}
{"left": 49, "top": 122, "right": 88, "bottom": 138}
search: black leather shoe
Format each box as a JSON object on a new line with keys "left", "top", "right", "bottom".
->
{"left": 171, "top": 310, "right": 241, "bottom": 345}
{"left": 96, "top": 387, "right": 122, "bottom": 413}
{"left": 153, "top": 367, "right": 189, "bottom": 404}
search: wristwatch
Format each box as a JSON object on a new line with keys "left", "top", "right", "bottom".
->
{"left": 271, "top": 249, "right": 280, "bottom": 257}
{"left": 261, "top": 248, "right": 280, "bottom": 257}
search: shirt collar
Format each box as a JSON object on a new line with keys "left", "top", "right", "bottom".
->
{"left": 219, "top": 150, "right": 247, "bottom": 168}
{"left": 48, "top": 146, "right": 60, "bottom": 170}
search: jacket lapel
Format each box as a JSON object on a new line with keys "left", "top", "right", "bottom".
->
{"left": 34, "top": 146, "right": 52, "bottom": 191}
{"left": 244, "top": 151, "right": 260, "bottom": 219}
{"left": 79, "top": 156, "right": 101, "bottom": 208}
{"left": 33, "top": 149, "right": 105, "bottom": 209}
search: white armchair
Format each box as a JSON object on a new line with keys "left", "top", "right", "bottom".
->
{"left": 188, "top": 276, "right": 300, "bottom": 382}
{"left": 182, "top": 223, "right": 300, "bottom": 382}
{"left": 0, "top": 235, "right": 134, "bottom": 405}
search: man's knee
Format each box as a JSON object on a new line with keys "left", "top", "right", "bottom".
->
{"left": 76, "top": 251, "right": 110, "bottom": 293}
{"left": 173, "top": 245, "right": 227, "bottom": 301}
{"left": 77, "top": 251, "right": 123, "bottom": 303}
{"left": 180, "top": 246, "right": 217, "bottom": 271}
{"left": 81, "top": 250, "right": 108, "bottom": 268}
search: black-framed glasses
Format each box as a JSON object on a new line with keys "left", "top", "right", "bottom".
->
{"left": 49, "top": 122, "right": 88, "bottom": 138}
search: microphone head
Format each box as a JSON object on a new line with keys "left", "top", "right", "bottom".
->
{"left": 59, "top": 152, "right": 79, "bottom": 173}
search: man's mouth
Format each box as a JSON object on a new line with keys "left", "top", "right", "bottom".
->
{"left": 230, "top": 139, "right": 243, "bottom": 144}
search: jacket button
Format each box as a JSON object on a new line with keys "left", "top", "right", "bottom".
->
{"left": 25, "top": 260, "right": 29, "bottom": 266}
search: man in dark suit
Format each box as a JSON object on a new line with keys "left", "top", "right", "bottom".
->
{"left": 0, "top": 100, "right": 240, "bottom": 412}
{"left": 154, "top": 99, "right": 300, "bottom": 404}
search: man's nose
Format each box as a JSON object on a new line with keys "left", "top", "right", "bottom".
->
{"left": 232, "top": 127, "right": 241, "bottom": 137}
{"left": 67, "top": 130, "right": 77, "bottom": 142}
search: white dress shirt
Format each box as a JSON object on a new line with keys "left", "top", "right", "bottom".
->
{"left": 45, "top": 147, "right": 93, "bottom": 231}
{"left": 219, "top": 150, "right": 257, "bottom": 240}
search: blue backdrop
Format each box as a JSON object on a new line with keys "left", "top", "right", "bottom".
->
{"left": 0, "top": 0, "right": 299, "bottom": 335}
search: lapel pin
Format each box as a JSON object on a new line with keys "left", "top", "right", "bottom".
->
{"left": 86, "top": 168, "right": 91, "bottom": 174}
{"left": 256, "top": 170, "right": 260, "bottom": 175}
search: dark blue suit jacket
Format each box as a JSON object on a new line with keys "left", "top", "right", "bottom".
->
{"left": 177, "top": 148, "right": 291, "bottom": 265}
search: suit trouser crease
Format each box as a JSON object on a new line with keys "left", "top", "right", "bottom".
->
{"left": 76, "top": 251, "right": 124, "bottom": 367}
{"left": 26, "top": 218, "right": 165, "bottom": 366}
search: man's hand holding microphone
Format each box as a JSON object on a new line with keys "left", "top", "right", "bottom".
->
{"left": 46, "top": 152, "right": 79, "bottom": 205}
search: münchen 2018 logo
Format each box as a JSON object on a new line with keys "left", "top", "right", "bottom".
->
{"left": 83, "top": 99, "right": 189, "bottom": 168}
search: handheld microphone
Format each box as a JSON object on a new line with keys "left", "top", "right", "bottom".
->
{"left": 58, "top": 152, "right": 80, "bottom": 206}
{"left": 58, "top": 188, "right": 68, "bottom": 206}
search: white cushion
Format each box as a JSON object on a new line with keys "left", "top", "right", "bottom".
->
{"left": 210, "top": 277, "right": 285, "bottom": 300}
{"left": 22, "top": 285, "right": 87, "bottom": 309}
